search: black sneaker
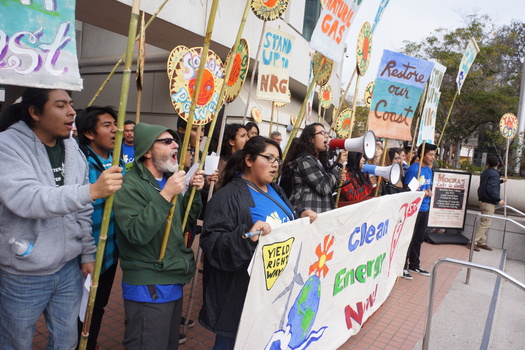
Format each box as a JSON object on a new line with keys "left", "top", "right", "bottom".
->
{"left": 409, "top": 267, "right": 430, "bottom": 276}
{"left": 179, "top": 333, "right": 187, "bottom": 345}
{"left": 402, "top": 269, "right": 413, "bottom": 280}
{"left": 180, "top": 316, "right": 195, "bottom": 328}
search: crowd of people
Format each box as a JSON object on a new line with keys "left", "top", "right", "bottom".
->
{"left": 1, "top": 87, "right": 493, "bottom": 350}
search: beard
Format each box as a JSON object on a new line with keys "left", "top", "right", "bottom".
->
{"left": 152, "top": 151, "right": 178, "bottom": 173}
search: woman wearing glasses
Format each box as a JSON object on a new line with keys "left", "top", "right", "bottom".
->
{"left": 340, "top": 151, "right": 376, "bottom": 203}
{"left": 282, "top": 123, "right": 346, "bottom": 213}
{"left": 199, "top": 136, "right": 316, "bottom": 350}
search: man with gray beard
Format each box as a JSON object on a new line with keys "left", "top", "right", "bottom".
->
{"left": 114, "top": 123, "right": 204, "bottom": 349}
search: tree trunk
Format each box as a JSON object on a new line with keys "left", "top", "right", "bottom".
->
{"left": 453, "top": 139, "right": 461, "bottom": 168}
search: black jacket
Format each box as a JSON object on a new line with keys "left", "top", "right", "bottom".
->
{"left": 478, "top": 167, "right": 502, "bottom": 205}
{"left": 199, "top": 177, "right": 298, "bottom": 337}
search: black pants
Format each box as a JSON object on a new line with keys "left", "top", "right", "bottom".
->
{"left": 77, "top": 263, "right": 117, "bottom": 350}
{"left": 123, "top": 298, "right": 182, "bottom": 350}
{"left": 405, "top": 211, "right": 429, "bottom": 270}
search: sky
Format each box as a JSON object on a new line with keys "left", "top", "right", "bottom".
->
{"left": 341, "top": 0, "right": 525, "bottom": 93}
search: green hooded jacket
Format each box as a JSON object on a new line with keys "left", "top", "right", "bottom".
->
{"left": 114, "top": 123, "right": 201, "bottom": 285}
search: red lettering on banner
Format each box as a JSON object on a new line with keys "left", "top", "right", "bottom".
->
{"left": 344, "top": 284, "right": 378, "bottom": 330}
{"left": 260, "top": 74, "right": 288, "bottom": 94}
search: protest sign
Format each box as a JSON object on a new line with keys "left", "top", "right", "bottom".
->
{"left": 428, "top": 170, "right": 471, "bottom": 229}
{"left": 456, "top": 38, "right": 480, "bottom": 94}
{"left": 0, "top": 0, "right": 82, "bottom": 90}
{"left": 236, "top": 192, "right": 424, "bottom": 349}
{"left": 367, "top": 50, "right": 435, "bottom": 141}
{"left": 310, "top": 0, "right": 363, "bottom": 63}
{"left": 257, "top": 26, "right": 294, "bottom": 103}
{"left": 417, "top": 63, "right": 447, "bottom": 145}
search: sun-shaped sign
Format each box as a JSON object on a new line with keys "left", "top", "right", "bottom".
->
{"left": 499, "top": 113, "right": 518, "bottom": 139}
{"left": 364, "top": 81, "right": 374, "bottom": 108}
{"left": 313, "top": 52, "right": 333, "bottom": 87}
{"left": 224, "top": 38, "right": 250, "bottom": 103}
{"left": 274, "top": 89, "right": 291, "bottom": 107}
{"left": 169, "top": 47, "right": 224, "bottom": 125}
{"left": 356, "top": 22, "right": 373, "bottom": 76}
{"left": 335, "top": 108, "right": 353, "bottom": 138}
{"left": 252, "top": 106, "right": 263, "bottom": 123}
{"left": 250, "top": 0, "right": 290, "bottom": 21}
{"left": 167, "top": 45, "right": 189, "bottom": 79}
{"left": 319, "top": 84, "right": 332, "bottom": 109}
{"left": 308, "top": 235, "right": 334, "bottom": 278}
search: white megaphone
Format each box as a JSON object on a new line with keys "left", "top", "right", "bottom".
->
{"left": 328, "top": 130, "right": 376, "bottom": 160}
{"left": 362, "top": 162, "right": 402, "bottom": 184}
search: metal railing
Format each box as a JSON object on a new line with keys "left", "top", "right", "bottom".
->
{"left": 467, "top": 211, "right": 525, "bottom": 283}
{"left": 422, "top": 257, "right": 525, "bottom": 350}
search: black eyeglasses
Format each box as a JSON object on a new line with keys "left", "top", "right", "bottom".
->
{"left": 257, "top": 154, "right": 282, "bottom": 165}
{"left": 315, "top": 130, "right": 328, "bottom": 136}
{"left": 155, "top": 138, "right": 177, "bottom": 145}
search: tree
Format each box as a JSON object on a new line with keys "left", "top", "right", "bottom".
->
{"left": 401, "top": 14, "right": 523, "bottom": 170}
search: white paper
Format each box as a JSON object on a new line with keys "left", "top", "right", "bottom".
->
{"left": 79, "top": 273, "right": 91, "bottom": 322}
{"left": 183, "top": 163, "right": 200, "bottom": 195}
{"left": 408, "top": 177, "right": 420, "bottom": 192}
{"left": 204, "top": 153, "right": 220, "bottom": 175}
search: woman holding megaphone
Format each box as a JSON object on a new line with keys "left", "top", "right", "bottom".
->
{"left": 282, "top": 123, "right": 346, "bottom": 213}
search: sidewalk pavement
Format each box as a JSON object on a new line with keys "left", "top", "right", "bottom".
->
{"left": 34, "top": 239, "right": 524, "bottom": 349}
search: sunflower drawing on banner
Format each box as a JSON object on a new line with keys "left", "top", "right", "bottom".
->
{"left": 335, "top": 108, "right": 352, "bottom": 138}
{"left": 169, "top": 47, "right": 225, "bottom": 125}
{"left": 313, "top": 52, "right": 333, "bottom": 87}
{"left": 252, "top": 106, "right": 263, "bottom": 123}
{"left": 319, "top": 84, "right": 332, "bottom": 109}
{"left": 364, "top": 81, "right": 374, "bottom": 109}
{"left": 224, "top": 38, "right": 250, "bottom": 103}
{"left": 356, "top": 22, "right": 373, "bottom": 76}
{"left": 251, "top": 0, "right": 290, "bottom": 21}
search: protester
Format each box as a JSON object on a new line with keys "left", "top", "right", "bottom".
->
{"left": 468, "top": 155, "right": 506, "bottom": 252}
{"left": 75, "top": 106, "right": 126, "bottom": 349}
{"left": 383, "top": 147, "right": 405, "bottom": 191}
{"left": 122, "top": 119, "right": 136, "bottom": 170}
{"left": 282, "top": 123, "right": 346, "bottom": 213}
{"left": 199, "top": 136, "right": 317, "bottom": 349}
{"left": 216, "top": 123, "right": 248, "bottom": 191}
{"left": 270, "top": 130, "right": 282, "bottom": 145}
{"left": 368, "top": 140, "right": 384, "bottom": 165}
{"left": 177, "top": 117, "right": 204, "bottom": 169}
{"left": 340, "top": 151, "right": 375, "bottom": 203}
{"left": 0, "top": 88, "right": 122, "bottom": 349}
{"left": 245, "top": 121, "right": 260, "bottom": 139}
{"left": 402, "top": 142, "right": 437, "bottom": 280}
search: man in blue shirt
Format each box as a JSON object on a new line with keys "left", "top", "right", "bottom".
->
{"left": 76, "top": 106, "right": 125, "bottom": 349}
{"left": 122, "top": 120, "right": 136, "bottom": 170}
{"left": 403, "top": 142, "right": 437, "bottom": 279}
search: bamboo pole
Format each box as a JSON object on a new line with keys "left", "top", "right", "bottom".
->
{"left": 243, "top": 21, "right": 267, "bottom": 123}
{"left": 282, "top": 55, "right": 326, "bottom": 160}
{"left": 181, "top": 0, "right": 254, "bottom": 333}
{"left": 158, "top": 0, "right": 220, "bottom": 262}
{"left": 87, "top": 0, "right": 170, "bottom": 107}
{"left": 79, "top": 2, "right": 141, "bottom": 349}
{"left": 270, "top": 102, "right": 275, "bottom": 135}
{"left": 337, "top": 67, "right": 357, "bottom": 112}
{"left": 135, "top": 13, "right": 146, "bottom": 123}
{"left": 436, "top": 91, "right": 458, "bottom": 148}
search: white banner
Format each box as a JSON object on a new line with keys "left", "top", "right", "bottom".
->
{"left": 456, "top": 38, "right": 480, "bottom": 95}
{"left": 417, "top": 62, "right": 447, "bottom": 145}
{"left": 235, "top": 192, "right": 424, "bottom": 350}
{"left": 257, "top": 26, "right": 294, "bottom": 103}
{"left": 0, "top": 0, "right": 82, "bottom": 90}
{"left": 310, "top": 0, "right": 363, "bottom": 63}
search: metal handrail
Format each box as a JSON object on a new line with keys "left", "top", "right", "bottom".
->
{"left": 422, "top": 257, "right": 525, "bottom": 350}
{"left": 495, "top": 204, "right": 525, "bottom": 218}
{"left": 467, "top": 213, "right": 525, "bottom": 283}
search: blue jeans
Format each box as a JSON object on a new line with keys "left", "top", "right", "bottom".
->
{"left": 0, "top": 258, "right": 83, "bottom": 349}
{"left": 213, "top": 334, "right": 236, "bottom": 350}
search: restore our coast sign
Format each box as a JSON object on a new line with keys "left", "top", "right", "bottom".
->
{"left": 0, "top": 0, "right": 83, "bottom": 90}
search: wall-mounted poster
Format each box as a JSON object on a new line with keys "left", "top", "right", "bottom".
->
{"left": 428, "top": 170, "right": 472, "bottom": 229}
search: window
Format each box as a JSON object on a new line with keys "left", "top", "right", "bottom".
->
{"left": 302, "top": 0, "right": 322, "bottom": 41}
